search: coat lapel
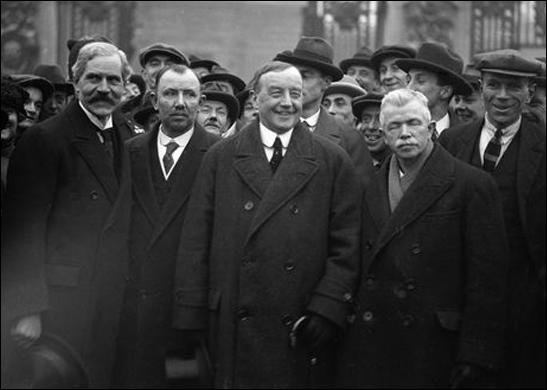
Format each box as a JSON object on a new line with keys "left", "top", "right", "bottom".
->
{"left": 372, "top": 146, "right": 455, "bottom": 259}
{"left": 68, "top": 101, "right": 119, "bottom": 203}
{"left": 364, "top": 162, "right": 391, "bottom": 231}
{"left": 245, "top": 123, "right": 319, "bottom": 243}
{"left": 453, "top": 119, "right": 483, "bottom": 164}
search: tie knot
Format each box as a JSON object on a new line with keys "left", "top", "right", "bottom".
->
{"left": 273, "top": 137, "right": 283, "bottom": 149}
{"left": 494, "top": 128, "right": 504, "bottom": 139}
{"left": 165, "top": 141, "right": 179, "bottom": 155}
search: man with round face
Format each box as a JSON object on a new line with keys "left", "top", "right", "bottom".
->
{"left": 322, "top": 75, "right": 365, "bottom": 129}
{"left": 114, "top": 64, "right": 219, "bottom": 387}
{"left": 173, "top": 61, "right": 362, "bottom": 388}
{"left": 370, "top": 45, "right": 416, "bottom": 93}
{"left": 438, "top": 49, "right": 545, "bottom": 389}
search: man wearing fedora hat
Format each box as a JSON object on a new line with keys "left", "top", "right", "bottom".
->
{"left": 277, "top": 36, "right": 373, "bottom": 187}
{"left": 189, "top": 55, "right": 220, "bottom": 79}
{"left": 197, "top": 89, "right": 240, "bottom": 138}
{"left": 33, "top": 64, "right": 74, "bottom": 121}
{"left": 396, "top": 42, "right": 473, "bottom": 138}
{"left": 339, "top": 46, "right": 383, "bottom": 94}
{"left": 370, "top": 44, "right": 416, "bottom": 93}
{"left": 11, "top": 74, "right": 54, "bottom": 137}
{"left": 113, "top": 64, "right": 219, "bottom": 387}
{"left": 322, "top": 75, "right": 366, "bottom": 130}
{"left": 439, "top": 49, "right": 545, "bottom": 388}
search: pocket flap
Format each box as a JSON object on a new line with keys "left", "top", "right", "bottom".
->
{"left": 435, "top": 310, "right": 461, "bottom": 331}
{"left": 46, "top": 263, "right": 80, "bottom": 287}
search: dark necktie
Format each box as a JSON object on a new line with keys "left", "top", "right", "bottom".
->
{"left": 102, "top": 128, "right": 115, "bottom": 166}
{"left": 270, "top": 137, "right": 283, "bottom": 173}
{"left": 483, "top": 128, "right": 503, "bottom": 172}
{"left": 163, "top": 141, "right": 179, "bottom": 176}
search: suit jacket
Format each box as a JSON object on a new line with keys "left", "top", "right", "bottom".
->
{"left": 336, "top": 145, "right": 509, "bottom": 388}
{"left": 172, "top": 120, "right": 362, "bottom": 388}
{"left": 114, "top": 123, "right": 219, "bottom": 387}
{"left": 315, "top": 107, "right": 373, "bottom": 188}
{"left": 1, "top": 100, "right": 134, "bottom": 387}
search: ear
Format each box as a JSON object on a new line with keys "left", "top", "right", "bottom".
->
{"left": 427, "top": 121, "right": 436, "bottom": 134}
{"left": 526, "top": 81, "right": 536, "bottom": 104}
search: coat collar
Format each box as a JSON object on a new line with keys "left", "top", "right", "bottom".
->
{"left": 314, "top": 107, "right": 342, "bottom": 144}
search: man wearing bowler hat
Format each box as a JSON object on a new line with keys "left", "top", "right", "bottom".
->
{"left": 339, "top": 46, "right": 383, "bottom": 94}
{"left": 438, "top": 49, "right": 545, "bottom": 388}
{"left": 197, "top": 89, "right": 240, "bottom": 137}
{"left": 277, "top": 36, "right": 374, "bottom": 187}
{"left": 322, "top": 75, "right": 366, "bottom": 130}
{"left": 396, "top": 42, "right": 473, "bottom": 138}
{"left": 33, "top": 64, "right": 74, "bottom": 120}
{"left": 370, "top": 44, "right": 415, "bottom": 93}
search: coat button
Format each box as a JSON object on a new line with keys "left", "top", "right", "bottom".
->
{"left": 284, "top": 261, "right": 295, "bottom": 272}
{"left": 365, "top": 275, "right": 376, "bottom": 289}
{"left": 243, "top": 201, "right": 254, "bottom": 211}
{"left": 363, "top": 310, "right": 374, "bottom": 322}
{"left": 281, "top": 314, "right": 293, "bottom": 326}
{"left": 237, "top": 308, "right": 249, "bottom": 320}
{"left": 343, "top": 292, "right": 352, "bottom": 302}
{"left": 290, "top": 204, "right": 299, "bottom": 214}
{"left": 310, "top": 357, "right": 317, "bottom": 366}
{"left": 411, "top": 244, "right": 421, "bottom": 255}
{"left": 90, "top": 190, "right": 99, "bottom": 200}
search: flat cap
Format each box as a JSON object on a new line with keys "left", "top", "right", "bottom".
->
{"left": 139, "top": 43, "right": 189, "bottom": 68}
{"left": 475, "top": 49, "right": 540, "bottom": 77}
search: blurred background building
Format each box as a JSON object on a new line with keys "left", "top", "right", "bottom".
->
{"left": 2, "top": 1, "right": 545, "bottom": 82}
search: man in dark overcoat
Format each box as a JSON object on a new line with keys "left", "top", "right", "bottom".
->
{"left": 172, "top": 61, "right": 362, "bottom": 388}
{"left": 113, "top": 65, "right": 219, "bottom": 387}
{"left": 438, "top": 50, "right": 546, "bottom": 388}
{"left": 336, "top": 89, "right": 509, "bottom": 388}
{"left": 2, "top": 42, "right": 134, "bottom": 387}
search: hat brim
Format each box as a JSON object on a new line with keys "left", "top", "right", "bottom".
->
{"left": 140, "top": 50, "right": 187, "bottom": 68}
{"left": 339, "top": 58, "right": 374, "bottom": 74}
{"left": 480, "top": 68, "right": 537, "bottom": 78}
{"left": 16, "top": 79, "right": 54, "bottom": 102}
{"left": 201, "top": 73, "right": 246, "bottom": 95}
{"left": 370, "top": 50, "right": 415, "bottom": 72}
{"left": 191, "top": 60, "right": 219, "bottom": 70}
{"left": 351, "top": 96, "right": 382, "bottom": 119}
{"left": 202, "top": 91, "right": 240, "bottom": 124}
{"left": 276, "top": 53, "right": 344, "bottom": 81}
{"left": 396, "top": 58, "right": 474, "bottom": 96}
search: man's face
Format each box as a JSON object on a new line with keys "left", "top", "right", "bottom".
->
{"left": 143, "top": 54, "right": 178, "bottom": 89}
{"left": 197, "top": 100, "right": 230, "bottom": 135}
{"left": 379, "top": 57, "right": 409, "bottom": 92}
{"left": 407, "top": 69, "right": 446, "bottom": 109}
{"left": 295, "top": 65, "right": 330, "bottom": 109}
{"left": 241, "top": 95, "right": 258, "bottom": 126}
{"left": 322, "top": 93, "right": 355, "bottom": 128}
{"left": 75, "top": 54, "right": 125, "bottom": 121}
{"left": 255, "top": 67, "right": 302, "bottom": 134}
{"left": 202, "top": 80, "right": 234, "bottom": 95}
{"left": 382, "top": 100, "right": 432, "bottom": 164}
{"left": 152, "top": 69, "right": 201, "bottom": 136}
{"left": 41, "top": 90, "right": 69, "bottom": 119}
{"left": 19, "top": 86, "right": 43, "bottom": 129}
{"left": 481, "top": 72, "right": 532, "bottom": 129}
{"left": 453, "top": 91, "right": 485, "bottom": 124}
{"left": 357, "top": 104, "right": 384, "bottom": 153}
{"left": 347, "top": 65, "right": 379, "bottom": 92}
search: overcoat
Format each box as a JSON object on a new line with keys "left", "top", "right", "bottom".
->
{"left": 1, "top": 100, "right": 134, "bottom": 387}
{"left": 172, "top": 119, "right": 362, "bottom": 388}
{"left": 336, "top": 145, "right": 509, "bottom": 388}
{"left": 438, "top": 117, "right": 546, "bottom": 386}
{"left": 114, "top": 123, "right": 219, "bottom": 387}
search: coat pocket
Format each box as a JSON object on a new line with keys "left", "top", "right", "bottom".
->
{"left": 45, "top": 263, "right": 80, "bottom": 287}
{"left": 435, "top": 310, "right": 461, "bottom": 331}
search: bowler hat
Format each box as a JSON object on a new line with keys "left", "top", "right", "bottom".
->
{"left": 324, "top": 75, "right": 366, "bottom": 98}
{"left": 139, "top": 43, "right": 189, "bottom": 68}
{"left": 33, "top": 64, "right": 74, "bottom": 95}
{"left": 395, "top": 42, "right": 473, "bottom": 95}
{"left": 370, "top": 45, "right": 416, "bottom": 72}
{"left": 339, "top": 46, "right": 375, "bottom": 73}
{"left": 201, "top": 70, "right": 245, "bottom": 95}
{"left": 276, "top": 36, "right": 344, "bottom": 81}
{"left": 7, "top": 333, "right": 88, "bottom": 389}
{"left": 202, "top": 90, "right": 240, "bottom": 125}
{"left": 352, "top": 93, "right": 384, "bottom": 119}
{"left": 11, "top": 74, "right": 54, "bottom": 102}
{"left": 133, "top": 104, "right": 157, "bottom": 127}
{"left": 475, "top": 49, "right": 540, "bottom": 77}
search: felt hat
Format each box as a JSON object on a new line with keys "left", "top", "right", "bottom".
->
{"left": 201, "top": 69, "right": 245, "bottom": 95}
{"left": 352, "top": 93, "right": 384, "bottom": 119}
{"left": 370, "top": 45, "right": 416, "bottom": 72}
{"left": 11, "top": 74, "right": 54, "bottom": 102}
{"left": 202, "top": 90, "right": 240, "bottom": 125}
{"left": 339, "top": 46, "right": 375, "bottom": 73}
{"left": 33, "top": 64, "right": 74, "bottom": 95}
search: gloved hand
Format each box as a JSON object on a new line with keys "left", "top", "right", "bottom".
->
{"left": 298, "top": 314, "right": 338, "bottom": 351}
{"left": 450, "top": 363, "right": 488, "bottom": 389}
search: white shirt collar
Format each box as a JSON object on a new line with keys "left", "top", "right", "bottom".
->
{"left": 435, "top": 112, "right": 450, "bottom": 135}
{"left": 484, "top": 114, "right": 521, "bottom": 142}
{"left": 259, "top": 122, "right": 293, "bottom": 149}
{"left": 78, "top": 101, "right": 113, "bottom": 130}
{"left": 158, "top": 124, "right": 194, "bottom": 147}
{"left": 300, "top": 109, "right": 320, "bottom": 129}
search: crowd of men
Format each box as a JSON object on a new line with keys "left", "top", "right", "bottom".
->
{"left": 1, "top": 33, "right": 545, "bottom": 389}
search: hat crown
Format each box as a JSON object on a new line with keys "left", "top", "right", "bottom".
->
{"left": 353, "top": 46, "right": 374, "bottom": 60}
{"left": 293, "top": 36, "right": 335, "bottom": 65}
{"left": 33, "top": 64, "right": 67, "bottom": 84}
{"left": 475, "top": 49, "right": 540, "bottom": 76}
{"left": 413, "top": 42, "right": 463, "bottom": 74}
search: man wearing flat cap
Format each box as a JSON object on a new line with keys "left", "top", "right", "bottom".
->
{"left": 396, "top": 42, "right": 473, "bottom": 138}
{"left": 33, "top": 64, "right": 74, "bottom": 121}
{"left": 139, "top": 42, "right": 189, "bottom": 92}
{"left": 197, "top": 89, "right": 240, "bottom": 138}
{"left": 277, "top": 36, "right": 374, "bottom": 187}
{"left": 439, "top": 49, "right": 546, "bottom": 389}
{"left": 189, "top": 55, "right": 220, "bottom": 79}
{"left": 322, "top": 75, "right": 366, "bottom": 130}
{"left": 339, "top": 46, "right": 383, "bottom": 94}
{"left": 370, "top": 44, "right": 416, "bottom": 93}
{"left": 11, "top": 74, "right": 53, "bottom": 137}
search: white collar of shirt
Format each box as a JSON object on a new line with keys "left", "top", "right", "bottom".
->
{"left": 259, "top": 122, "right": 292, "bottom": 161}
{"left": 79, "top": 101, "right": 113, "bottom": 131}
{"left": 479, "top": 114, "right": 521, "bottom": 165}
{"left": 157, "top": 124, "right": 194, "bottom": 179}
{"left": 435, "top": 113, "right": 450, "bottom": 136}
{"left": 300, "top": 109, "right": 320, "bottom": 131}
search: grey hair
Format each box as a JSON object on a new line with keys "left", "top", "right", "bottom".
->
{"left": 249, "top": 61, "right": 298, "bottom": 93}
{"left": 72, "top": 42, "right": 131, "bottom": 84}
{"left": 379, "top": 88, "right": 431, "bottom": 128}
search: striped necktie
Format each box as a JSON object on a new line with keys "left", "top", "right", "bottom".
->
{"left": 163, "top": 141, "right": 179, "bottom": 176}
{"left": 483, "top": 128, "right": 503, "bottom": 172}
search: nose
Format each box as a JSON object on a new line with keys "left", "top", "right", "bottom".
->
{"left": 497, "top": 85, "right": 509, "bottom": 99}
{"left": 399, "top": 123, "right": 412, "bottom": 138}
{"left": 97, "top": 78, "right": 109, "bottom": 92}
{"left": 280, "top": 91, "right": 292, "bottom": 106}
{"left": 175, "top": 92, "right": 186, "bottom": 107}
{"left": 25, "top": 102, "right": 36, "bottom": 115}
